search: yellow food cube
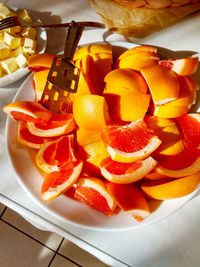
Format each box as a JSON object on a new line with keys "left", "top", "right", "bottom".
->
{"left": 16, "top": 53, "right": 28, "bottom": 68}
{"left": 4, "top": 32, "right": 21, "bottom": 49}
{"left": 5, "top": 26, "right": 22, "bottom": 35}
{"left": 23, "top": 46, "right": 36, "bottom": 55}
{"left": 1, "top": 57, "right": 19, "bottom": 74}
{"left": 17, "top": 9, "right": 33, "bottom": 23}
{"left": 0, "top": 41, "right": 10, "bottom": 60}
{"left": 22, "top": 27, "right": 37, "bottom": 39}
{"left": 9, "top": 47, "right": 23, "bottom": 57}
{"left": 0, "top": 3, "right": 11, "bottom": 19}
{"left": 23, "top": 37, "right": 36, "bottom": 55}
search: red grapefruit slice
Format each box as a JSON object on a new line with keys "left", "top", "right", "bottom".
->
{"left": 74, "top": 177, "right": 117, "bottom": 216}
{"left": 155, "top": 148, "right": 200, "bottom": 177}
{"left": 159, "top": 57, "right": 198, "bottom": 76}
{"left": 36, "top": 135, "right": 79, "bottom": 173}
{"left": 100, "top": 156, "right": 157, "bottom": 184}
{"left": 106, "top": 182, "right": 150, "bottom": 221}
{"left": 175, "top": 113, "right": 200, "bottom": 149}
{"left": 3, "top": 101, "right": 53, "bottom": 124}
{"left": 26, "top": 113, "right": 75, "bottom": 137}
{"left": 41, "top": 161, "right": 83, "bottom": 200}
{"left": 18, "top": 121, "right": 57, "bottom": 149}
{"left": 101, "top": 120, "right": 161, "bottom": 163}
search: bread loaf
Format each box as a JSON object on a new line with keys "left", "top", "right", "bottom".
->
{"left": 90, "top": 0, "right": 200, "bottom": 37}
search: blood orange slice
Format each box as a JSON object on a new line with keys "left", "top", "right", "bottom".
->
{"left": 155, "top": 148, "right": 200, "bottom": 177}
{"left": 36, "top": 135, "right": 79, "bottom": 173}
{"left": 106, "top": 182, "right": 150, "bottom": 221}
{"left": 100, "top": 157, "right": 157, "bottom": 184}
{"left": 41, "top": 161, "right": 83, "bottom": 200}
{"left": 101, "top": 120, "right": 161, "bottom": 163}
{"left": 26, "top": 113, "right": 75, "bottom": 137}
{"left": 74, "top": 177, "right": 117, "bottom": 216}
{"left": 175, "top": 113, "right": 200, "bottom": 149}
{"left": 3, "top": 101, "right": 53, "bottom": 124}
{"left": 18, "top": 121, "right": 57, "bottom": 149}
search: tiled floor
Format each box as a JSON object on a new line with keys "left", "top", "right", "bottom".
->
{"left": 0, "top": 202, "right": 109, "bottom": 267}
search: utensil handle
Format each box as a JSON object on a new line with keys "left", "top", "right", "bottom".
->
{"left": 32, "top": 21, "right": 105, "bottom": 29}
{"left": 63, "top": 21, "right": 84, "bottom": 60}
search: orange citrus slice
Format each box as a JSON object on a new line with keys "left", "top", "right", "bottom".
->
{"left": 36, "top": 135, "right": 79, "bottom": 173}
{"left": 155, "top": 148, "right": 200, "bottom": 177}
{"left": 100, "top": 156, "right": 157, "bottom": 184}
{"left": 3, "top": 101, "right": 53, "bottom": 124}
{"left": 141, "top": 64, "right": 180, "bottom": 105}
{"left": 141, "top": 172, "right": 200, "bottom": 200}
{"left": 101, "top": 120, "right": 161, "bottom": 163}
{"left": 106, "top": 182, "right": 150, "bottom": 221}
{"left": 26, "top": 113, "right": 75, "bottom": 137}
{"left": 74, "top": 177, "right": 117, "bottom": 216}
{"left": 159, "top": 57, "right": 198, "bottom": 76}
{"left": 41, "top": 161, "right": 83, "bottom": 200}
{"left": 73, "top": 95, "right": 110, "bottom": 131}
{"left": 18, "top": 121, "right": 56, "bottom": 149}
{"left": 175, "top": 113, "right": 200, "bottom": 149}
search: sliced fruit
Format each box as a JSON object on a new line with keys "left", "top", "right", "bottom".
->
{"left": 75, "top": 55, "right": 101, "bottom": 96}
{"left": 100, "top": 156, "right": 157, "bottom": 184}
{"left": 36, "top": 135, "right": 79, "bottom": 173}
{"left": 155, "top": 148, "right": 200, "bottom": 177}
{"left": 141, "top": 172, "right": 200, "bottom": 200}
{"left": 104, "top": 68, "right": 148, "bottom": 94}
{"left": 73, "top": 95, "right": 110, "bottom": 131}
{"left": 41, "top": 161, "right": 83, "bottom": 200}
{"left": 3, "top": 101, "right": 53, "bottom": 124}
{"left": 74, "top": 177, "right": 117, "bottom": 216}
{"left": 175, "top": 113, "right": 200, "bottom": 149}
{"left": 118, "top": 45, "right": 158, "bottom": 60}
{"left": 18, "top": 121, "right": 56, "bottom": 149}
{"left": 115, "top": 51, "right": 159, "bottom": 71}
{"left": 153, "top": 125, "right": 184, "bottom": 156}
{"left": 145, "top": 171, "right": 166, "bottom": 180}
{"left": 76, "top": 128, "right": 102, "bottom": 147}
{"left": 33, "top": 69, "right": 49, "bottom": 101}
{"left": 153, "top": 76, "right": 197, "bottom": 118}
{"left": 159, "top": 57, "right": 198, "bottom": 76}
{"left": 141, "top": 64, "right": 180, "bottom": 105}
{"left": 144, "top": 115, "right": 175, "bottom": 129}
{"left": 26, "top": 113, "right": 75, "bottom": 137}
{"left": 28, "top": 53, "right": 55, "bottom": 71}
{"left": 104, "top": 92, "right": 150, "bottom": 122}
{"left": 84, "top": 153, "right": 109, "bottom": 177}
{"left": 101, "top": 120, "right": 161, "bottom": 163}
{"left": 106, "top": 182, "right": 150, "bottom": 221}
{"left": 81, "top": 140, "right": 109, "bottom": 159}
{"left": 73, "top": 43, "right": 112, "bottom": 61}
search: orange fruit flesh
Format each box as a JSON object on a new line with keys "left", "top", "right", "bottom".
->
{"left": 101, "top": 157, "right": 142, "bottom": 175}
{"left": 158, "top": 149, "right": 200, "bottom": 170}
{"left": 75, "top": 187, "right": 114, "bottom": 216}
{"left": 102, "top": 121, "right": 156, "bottom": 153}
{"left": 175, "top": 114, "right": 200, "bottom": 149}
{"left": 18, "top": 121, "right": 57, "bottom": 149}
{"left": 106, "top": 182, "right": 150, "bottom": 221}
{"left": 42, "top": 169, "right": 74, "bottom": 193}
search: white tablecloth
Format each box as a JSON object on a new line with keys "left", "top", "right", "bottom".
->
{"left": 1, "top": 1, "right": 200, "bottom": 266}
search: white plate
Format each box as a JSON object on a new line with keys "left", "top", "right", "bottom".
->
{"left": 0, "top": 11, "right": 47, "bottom": 88}
{"left": 5, "top": 41, "right": 200, "bottom": 231}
